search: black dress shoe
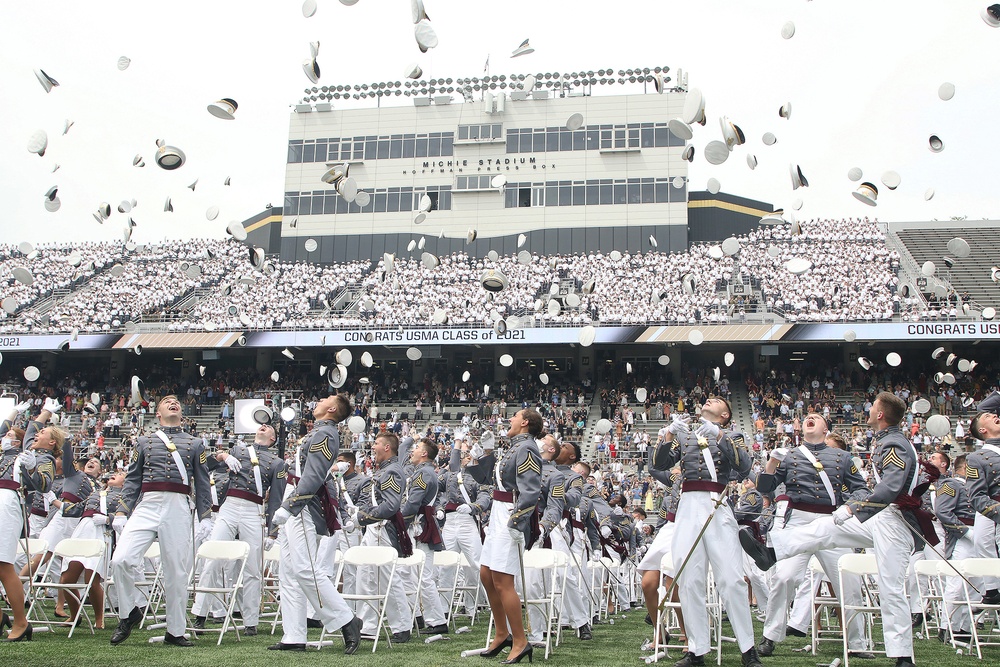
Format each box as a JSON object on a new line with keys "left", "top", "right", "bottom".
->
{"left": 4, "top": 624, "right": 32, "bottom": 642}
{"left": 849, "top": 652, "right": 877, "bottom": 659}
{"left": 757, "top": 637, "right": 776, "bottom": 656}
{"left": 645, "top": 613, "right": 653, "bottom": 626}
{"left": 268, "top": 642, "right": 306, "bottom": 651}
{"left": 342, "top": 616, "right": 363, "bottom": 655}
{"left": 481, "top": 636, "right": 513, "bottom": 657}
{"left": 306, "top": 617, "right": 323, "bottom": 628}
{"left": 578, "top": 623, "right": 592, "bottom": 640}
{"left": 110, "top": 606, "right": 143, "bottom": 646}
{"left": 910, "top": 613, "right": 924, "bottom": 629}
{"left": 981, "top": 589, "right": 1000, "bottom": 605}
{"left": 674, "top": 651, "right": 706, "bottom": 667}
{"left": 164, "top": 633, "right": 193, "bottom": 647}
{"left": 739, "top": 527, "right": 776, "bottom": 571}
{"left": 0, "top": 612, "right": 11, "bottom": 631}
{"left": 420, "top": 623, "right": 449, "bottom": 635}
{"left": 741, "top": 646, "right": 763, "bottom": 667}
{"left": 500, "top": 644, "right": 533, "bottom": 664}
{"left": 243, "top": 626, "right": 257, "bottom": 636}
{"left": 786, "top": 626, "right": 807, "bottom": 637}
{"left": 894, "top": 657, "right": 916, "bottom": 667}
{"left": 391, "top": 630, "right": 411, "bottom": 643}
{"left": 191, "top": 616, "right": 206, "bottom": 635}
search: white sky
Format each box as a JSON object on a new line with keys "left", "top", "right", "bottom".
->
{"left": 1, "top": 0, "right": 999, "bottom": 245}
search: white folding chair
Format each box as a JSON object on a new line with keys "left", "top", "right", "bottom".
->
{"left": 950, "top": 558, "right": 1000, "bottom": 659}
{"left": 396, "top": 549, "right": 426, "bottom": 631}
{"left": 913, "top": 558, "right": 944, "bottom": 638}
{"left": 29, "top": 538, "right": 105, "bottom": 638}
{"left": 17, "top": 538, "right": 47, "bottom": 597}
{"left": 433, "top": 550, "right": 463, "bottom": 631}
{"left": 809, "top": 555, "right": 843, "bottom": 654}
{"left": 550, "top": 550, "right": 568, "bottom": 647}
{"left": 261, "top": 543, "right": 282, "bottom": 634}
{"left": 139, "top": 541, "right": 165, "bottom": 629}
{"left": 336, "top": 545, "right": 399, "bottom": 652}
{"left": 452, "top": 552, "right": 482, "bottom": 626}
{"left": 522, "top": 548, "right": 564, "bottom": 660}
{"left": 187, "top": 539, "right": 251, "bottom": 645}
{"left": 838, "top": 553, "right": 882, "bottom": 667}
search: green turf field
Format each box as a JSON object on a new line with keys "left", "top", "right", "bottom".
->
{"left": 0, "top": 608, "right": 989, "bottom": 667}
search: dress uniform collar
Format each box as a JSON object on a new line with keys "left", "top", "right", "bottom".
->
{"left": 874, "top": 425, "right": 901, "bottom": 441}
{"left": 344, "top": 471, "right": 358, "bottom": 481}
{"left": 985, "top": 437, "right": 1000, "bottom": 446}
{"left": 375, "top": 455, "right": 398, "bottom": 471}
{"left": 315, "top": 419, "right": 335, "bottom": 426}
{"left": 801, "top": 438, "right": 827, "bottom": 452}
{"left": 509, "top": 433, "right": 533, "bottom": 445}
{"left": 160, "top": 425, "right": 183, "bottom": 434}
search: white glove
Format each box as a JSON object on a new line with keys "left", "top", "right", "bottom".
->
{"left": 589, "top": 550, "right": 602, "bottom": 563}
{"left": 264, "top": 537, "right": 275, "bottom": 551}
{"left": 44, "top": 491, "right": 57, "bottom": 504}
{"left": 456, "top": 503, "right": 473, "bottom": 515}
{"left": 197, "top": 518, "right": 214, "bottom": 540}
{"left": 695, "top": 418, "right": 721, "bottom": 440}
{"left": 600, "top": 525, "right": 612, "bottom": 539}
{"left": 469, "top": 443, "right": 485, "bottom": 460}
{"left": 14, "top": 400, "right": 31, "bottom": 415}
{"left": 508, "top": 527, "right": 525, "bottom": 544}
{"left": 112, "top": 515, "right": 128, "bottom": 532}
{"left": 436, "top": 509, "right": 445, "bottom": 521}
{"left": 92, "top": 513, "right": 109, "bottom": 527}
{"left": 272, "top": 507, "right": 291, "bottom": 527}
{"left": 17, "top": 450, "right": 37, "bottom": 470}
{"left": 42, "top": 397, "right": 61, "bottom": 414}
{"left": 333, "top": 461, "right": 350, "bottom": 477}
{"left": 769, "top": 447, "right": 789, "bottom": 462}
{"left": 344, "top": 520, "right": 356, "bottom": 533}
{"left": 224, "top": 455, "right": 243, "bottom": 474}
{"left": 666, "top": 414, "right": 690, "bottom": 435}
{"left": 832, "top": 505, "right": 852, "bottom": 526}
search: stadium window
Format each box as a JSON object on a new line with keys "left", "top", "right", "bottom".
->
{"left": 506, "top": 131, "right": 519, "bottom": 153}
{"left": 600, "top": 129, "right": 612, "bottom": 150}
{"left": 315, "top": 141, "right": 327, "bottom": 162}
{"left": 374, "top": 192, "right": 387, "bottom": 213}
{"left": 572, "top": 183, "right": 586, "bottom": 206}
{"left": 573, "top": 130, "right": 587, "bottom": 150}
{"left": 641, "top": 128, "right": 654, "bottom": 148}
{"left": 518, "top": 187, "right": 531, "bottom": 208}
{"left": 641, "top": 181, "right": 655, "bottom": 203}
{"left": 303, "top": 143, "right": 315, "bottom": 163}
{"left": 558, "top": 183, "right": 572, "bottom": 206}
{"left": 364, "top": 139, "right": 377, "bottom": 160}
{"left": 426, "top": 192, "right": 439, "bottom": 211}
{"left": 428, "top": 136, "right": 442, "bottom": 156}
{"left": 599, "top": 183, "right": 613, "bottom": 205}
{"left": 654, "top": 126, "right": 669, "bottom": 146}
{"left": 387, "top": 191, "right": 400, "bottom": 212}
{"left": 377, "top": 139, "right": 390, "bottom": 159}
{"left": 559, "top": 130, "right": 573, "bottom": 151}
{"left": 533, "top": 130, "right": 546, "bottom": 152}
{"left": 628, "top": 127, "right": 640, "bottom": 148}
{"left": 532, "top": 185, "right": 545, "bottom": 207}
{"left": 614, "top": 128, "right": 626, "bottom": 149}
{"left": 458, "top": 125, "right": 470, "bottom": 141}
{"left": 655, "top": 180, "right": 669, "bottom": 203}
{"left": 546, "top": 129, "right": 559, "bottom": 152}
{"left": 287, "top": 142, "right": 303, "bottom": 163}
{"left": 442, "top": 135, "right": 453, "bottom": 154}
{"left": 389, "top": 137, "right": 403, "bottom": 159}
{"left": 586, "top": 184, "right": 599, "bottom": 205}
{"left": 415, "top": 137, "right": 428, "bottom": 157}
{"left": 402, "top": 137, "right": 415, "bottom": 158}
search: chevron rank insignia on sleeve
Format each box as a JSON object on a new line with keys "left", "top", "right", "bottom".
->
{"left": 939, "top": 484, "right": 956, "bottom": 497}
{"left": 309, "top": 437, "right": 333, "bottom": 460}
{"left": 552, "top": 484, "right": 565, "bottom": 499}
{"left": 517, "top": 456, "right": 541, "bottom": 475}
{"left": 277, "top": 469, "right": 286, "bottom": 478}
{"left": 882, "top": 448, "right": 906, "bottom": 470}
{"left": 571, "top": 477, "right": 584, "bottom": 489}
{"left": 381, "top": 476, "right": 401, "bottom": 493}
{"left": 200, "top": 450, "right": 208, "bottom": 464}
{"left": 414, "top": 473, "right": 427, "bottom": 490}
{"left": 966, "top": 466, "right": 980, "bottom": 479}
{"left": 850, "top": 465, "right": 858, "bottom": 474}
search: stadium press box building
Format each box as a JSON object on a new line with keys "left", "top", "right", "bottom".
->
{"left": 277, "top": 73, "right": 708, "bottom": 264}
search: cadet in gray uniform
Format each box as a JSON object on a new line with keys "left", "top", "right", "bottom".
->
{"left": 401, "top": 438, "right": 448, "bottom": 635}
{"left": 110, "top": 394, "right": 212, "bottom": 647}
{"left": 653, "top": 398, "right": 760, "bottom": 667}
{"left": 267, "top": 394, "right": 361, "bottom": 654}
{"left": 354, "top": 431, "right": 413, "bottom": 642}
{"left": 192, "top": 423, "right": 286, "bottom": 635}
{"left": 554, "top": 440, "right": 593, "bottom": 640}
{"left": 934, "top": 454, "right": 975, "bottom": 641}
{"left": 476, "top": 409, "right": 542, "bottom": 664}
{"left": 965, "top": 408, "right": 1000, "bottom": 604}
{"left": 752, "top": 412, "right": 869, "bottom": 658}
{"left": 733, "top": 479, "right": 770, "bottom": 621}
{"left": 1, "top": 399, "right": 59, "bottom": 642}
{"left": 741, "top": 392, "right": 921, "bottom": 667}
{"left": 525, "top": 434, "right": 565, "bottom": 645}
{"left": 437, "top": 440, "right": 491, "bottom": 617}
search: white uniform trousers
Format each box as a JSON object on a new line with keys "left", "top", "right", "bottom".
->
{"left": 906, "top": 520, "right": 946, "bottom": 614}
{"left": 787, "top": 575, "right": 812, "bottom": 634}
{"left": 943, "top": 530, "right": 976, "bottom": 633}
{"left": 357, "top": 523, "right": 412, "bottom": 634}
{"left": 972, "top": 513, "right": 1000, "bottom": 591}
{"left": 111, "top": 491, "right": 193, "bottom": 636}
{"left": 441, "top": 511, "right": 483, "bottom": 613}
{"left": 762, "top": 509, "right": 867, "bottom": 649}
{"left": 671, "top": 491, "right": 756, "bottom": 656}
{"left": 742, "top": 552, "right": 770, "bottom": 617}
{"left": 552, "top": 524, "right": 590, "bottom": 629}
{"left": 305, "top": 533, "right": 340, "bottom": 620}
{"left": 606, "top": 548, "right": 632, "bottom": 609}
{"left": 276, "top": 513, "right": 353, "bottom": 644}
{"left": 191, "top": 497, "right": 264, "bottom": 626}
{"left": 408, "top": 527, "right": 447, "bottom": 627}
{"left": 769, "top": 507, "right": 913, "bottom": 658}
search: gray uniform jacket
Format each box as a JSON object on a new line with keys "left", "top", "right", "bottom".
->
{"left": 80, "top": 485, "right": 126, "bottom": 521}
{"left": 401, "top": 460, "right": 444, "bottom": 551}
{"left": 210, "top": 441, "right": 287, "bottom": 528}
{"left": 734, "top": 489, "right": 763, "bottom": 523}
{"left": 282, "top": 419, "right": 342, "bottom": 535}
{"left": 757, "top": 440, "right": 867, "bottom": 511}
{"left": 120, "top": 425, "right": 212, "bottom": 520}
{"left": 357, "top": 456, "right": 405, "bottom": 549}
{"left": 652, "top": 424, "right": 752, "bottom": 486}
{"left": 934, "top": 475, "right": 974, "bottom": 557}
{"left": 846, "top": 426, "right": 917, "bottom": 523}
{"left": 438, "top": 448, "right": 492, "bottom": 518}
{"left": 491, "top": 432, "right": 542, "bottom": 534}
{"left": 536, "top": 459, "right": 566, "bottom": 534}
{"left": 337, "top": 470, "right": 370, "bottom": 524}
{"left": 966, "top": 438, "right": 1000, "bottom": 524}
